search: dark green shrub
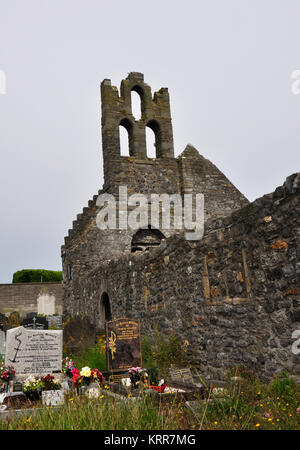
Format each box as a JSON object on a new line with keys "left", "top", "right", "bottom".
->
{"left": 12, "top": 269, "right": 62, "bottom": 283}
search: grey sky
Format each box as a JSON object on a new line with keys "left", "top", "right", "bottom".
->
{"left": 0, "top": 0, "right": 299, "bottom": 283}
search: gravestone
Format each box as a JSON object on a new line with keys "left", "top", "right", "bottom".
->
{"left": 5, "top": 326, "right": 62, "bottom": 376}
{"left": 46, "top": 315, "right": 62, "bottom": 329}
{"left": 105, "top": 318, "right": 142, "bottom": 372}
{"left": 169, "top": 367, "right": 196, "bottom": 388}
{"left": 63, "top": 316, "right": 95, "bottom": 352}
{"left": 21, "top": 315, "right": 48, "bottom": 330}
{"left": 26, "top": 312, "right": 37, "bottom": 319}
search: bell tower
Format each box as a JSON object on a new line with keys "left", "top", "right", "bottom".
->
{"left": 101, "top": 72, "right": 176, "bottom": 193}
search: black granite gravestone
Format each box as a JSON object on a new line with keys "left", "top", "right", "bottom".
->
{"left": 21, "top": 316, "right": 48, "bottom": 330}
{"left": 105, "top": 318, "right": 142, "bottom": 372}
{"left": 26, "top": 312, "right": 37, "bottom": 319}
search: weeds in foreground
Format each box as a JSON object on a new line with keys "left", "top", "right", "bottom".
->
{"left": 1, "top": 371, "right": 299, "bottom": 430}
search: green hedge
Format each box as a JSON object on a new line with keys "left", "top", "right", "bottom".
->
{"left": 12, "top": 269, "right": 62, "bottom": 283}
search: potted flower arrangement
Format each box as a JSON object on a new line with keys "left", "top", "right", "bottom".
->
{"left": 62, "top": 357, "right": 75, "bottom": 379}
{"left": 41, "top": 374, "right": 63, "bottom": 406}
{"left": 0, "top": 365, "right": 16, "bottom": 392}
{"left": 23, "top": 375, "right": 43, "bottom": 401}
{"left": 61, "top": 357, "right": 75, "bottom": 389}
{"left": 146, "top": 367, "right": 167, "bottom": 393}
{"left": 71, "top": 366, "right": 105, "bottom": 395}
{"left": 127, "top": 367, "right": 148, "bottom": 389}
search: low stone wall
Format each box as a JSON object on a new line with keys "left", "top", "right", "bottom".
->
{"left": 63, "top": 173, "right": 300, "bottom": 381}
{"left": 0, "top": 282, "right": 63, "bottom": 317}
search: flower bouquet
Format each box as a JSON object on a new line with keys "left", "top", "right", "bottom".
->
{"left": 23, "top": 375, "right": 43, "bottom": 401}
{"left": 71, "top": 368, "right": 82, "bottom": 390}
{"left": 41, "top": 374, "right": 63, "bottom": 406}
{"left": 0, "top": 365, "right": 16, "bottom": 392}
{"left": 128, "top": 367, "right": 148, "bottom": 389}
{"left": 71, "top": 366, "right": 105, "bottom": 394}
{"left": 90, "top": 368, "right": 105, "bottom": 386}
{"left": 41, "top": 374, "right": 61, "bottom": 391}
{"left": 62, "top": 357, "right": 75, "bottom": 378}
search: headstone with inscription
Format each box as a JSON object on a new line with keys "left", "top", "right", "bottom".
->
{"left": 105, "top": 318, "right": 142, "bottom": 372}
{"left": 5, "top": 326, "right": 62, "bottom": 377}
{"left": 169, "top": 367, "right": 196, "bottom": 388}
{"left": 21, "top": 315, "right": 48, "bottom": 330}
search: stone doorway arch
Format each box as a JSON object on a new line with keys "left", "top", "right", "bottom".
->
{"left": 98, "top": 292, "right": 112, "bottom": 331}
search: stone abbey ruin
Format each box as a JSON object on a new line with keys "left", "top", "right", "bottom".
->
{"left": 61, "top": 72, "right": 300, "bottom": 381}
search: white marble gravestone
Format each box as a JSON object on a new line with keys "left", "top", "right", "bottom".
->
{"left": 37, "top": 293, "right": 56, "bottom": 315}
{"left": 5, "top": 326, "right": 62, "bottom": 376}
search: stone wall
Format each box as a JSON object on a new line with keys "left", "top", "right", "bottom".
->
{"left": 0, "top": 282, "right": 63, "bottom": 317}
{"left": 63, "top": 173, "right": 300, "bottom": 381}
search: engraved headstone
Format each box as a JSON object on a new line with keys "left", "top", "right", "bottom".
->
{"left": 21, "top": 316, "right": 48, "bottom": 330}
{"left": 169, "top": 367, "right": 195, "bottom": 387}
{"left": 5, "top": 326, "right": 62, "bottom": 376}
{"left": 26, "top": 312, "right": 37, "bottom": 319}
{"left": 105, "top": 318, "right": 142, "bottom": 372}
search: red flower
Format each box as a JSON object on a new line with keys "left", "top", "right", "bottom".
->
{"left": 91, "top": 369, "right": 105, "bottom": 385}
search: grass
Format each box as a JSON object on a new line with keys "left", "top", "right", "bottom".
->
{"left": 0, "top": 392, "right": 190, "bottom": 430}
{"left": 198, "top": 370, "right": 300, "bottom": 430}
{"left": 0, "top": 369, "right": 299, "bottom": 430}
{"left": 1, "top": 334, "right": 299, "bottom": 430}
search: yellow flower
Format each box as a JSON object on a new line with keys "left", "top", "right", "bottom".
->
{"left": 100, "top": 395, "right": 104, "bottom": 399}
{"left": 214, "top": 421, "right": 218, "bottom": 425}
{"left": 80, "top": 366, "right": 91, "bottom": 377}
{"left": 69, "top": 397, "right": 74, "bottom": 402}
{"left": 255, "top": 423, "right": 260, "bottom": 427}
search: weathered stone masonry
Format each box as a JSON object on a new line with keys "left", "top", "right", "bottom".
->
{"left": 0, "top": 282, "right": 63, "bottom": 317}
{"left": 62, "top": 73, "right": 300, "bottom": 380}
{"left": 64, "top": 173, "right": 300, "bottom": 380}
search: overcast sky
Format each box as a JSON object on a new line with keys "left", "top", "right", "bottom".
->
{"left": 0, "top": 0, "right": 299, "bottom": 283}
